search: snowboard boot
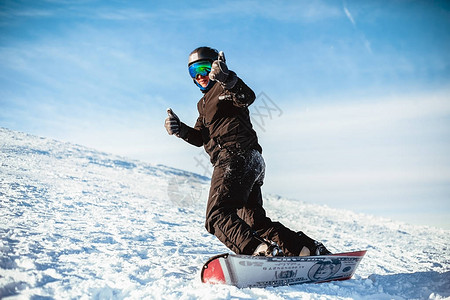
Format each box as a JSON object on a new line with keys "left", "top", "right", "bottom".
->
{"left": 253, "top": 240, "right": 283, "bottom": 257}
{"left": 297, "top": 231, "right": 332, "bottom": 256}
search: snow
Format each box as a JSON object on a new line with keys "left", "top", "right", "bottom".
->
{"left": 1, "top": 127, "right": 449, "bottom": 299}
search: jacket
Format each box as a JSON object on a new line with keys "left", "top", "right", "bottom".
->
{"left": 179, "top": 72, "right": 262, "bottom": 165}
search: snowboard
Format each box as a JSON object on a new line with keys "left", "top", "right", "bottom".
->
{"left": 201, "top": 250, "right": 366, "bottom": 288}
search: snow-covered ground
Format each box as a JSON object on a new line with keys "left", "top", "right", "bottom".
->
{"left": 1, "top": 127, "right": 449, "bottom": 299}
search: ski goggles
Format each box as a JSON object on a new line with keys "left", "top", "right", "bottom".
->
{"left": 188, "top": 60, "right": 212, "bottom": 78}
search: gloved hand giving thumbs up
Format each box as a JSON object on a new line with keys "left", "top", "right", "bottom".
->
{"left": 165, "top": 108, "right": 181, "bottom": 137}
{"left": 209, "top": 51, "right": 237, "bottom": 90}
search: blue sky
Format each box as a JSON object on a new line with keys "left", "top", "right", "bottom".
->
{"left": 1, "top": 0, "right": 449, "bottom": 228}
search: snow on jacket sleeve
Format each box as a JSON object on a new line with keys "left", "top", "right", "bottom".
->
{"left": 223, "top": 72, "right": 256, "bottom": 108}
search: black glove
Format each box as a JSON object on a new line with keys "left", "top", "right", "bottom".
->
{"left": 165, "top": 108, "right": 181, "bottom": 137}
{"left": 209, "top": 51, "right": 237, "bottom": 89}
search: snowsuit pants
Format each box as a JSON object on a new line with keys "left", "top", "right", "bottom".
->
{"left": 205, "top": 148, "right": 305, "bottom": 256}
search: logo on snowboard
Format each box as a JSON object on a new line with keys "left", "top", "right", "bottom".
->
{"left": 307, "top": 259, "right": 341, "bottom": 281}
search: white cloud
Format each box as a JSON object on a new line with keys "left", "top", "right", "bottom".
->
{"left": 259, "top": 91, "right": 450, "bottom": 214}
{"left": 344, "top": 6, "right": 356, "bottom": 26}
{"left": 265, "top": 92, "right": 450, "bottom": 140}
{"left": 343, "top": 4, "right": 373, "bottom": 54}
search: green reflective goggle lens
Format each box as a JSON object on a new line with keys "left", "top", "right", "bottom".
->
{"left": 188, "top": 61, "right": 212, "bottom": 78}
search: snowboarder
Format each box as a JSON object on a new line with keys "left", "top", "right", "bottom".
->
{"left": 165, "top": 46, "right": 331, "bottom": 257}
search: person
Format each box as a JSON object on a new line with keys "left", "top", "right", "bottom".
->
{"left": 164, "top": 46, "right": 331, "bottom": 257}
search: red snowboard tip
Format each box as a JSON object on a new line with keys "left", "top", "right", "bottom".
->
{"left": 201, "top": 256, "right": 226, "bottom": 284}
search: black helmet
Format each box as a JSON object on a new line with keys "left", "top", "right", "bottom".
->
{"left": 188, "top": 46, "right": 219, "bottom": 66}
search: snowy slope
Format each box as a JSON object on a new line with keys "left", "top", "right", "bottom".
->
{"left": 1, "top": 127, "right": 449, "bottom": 299}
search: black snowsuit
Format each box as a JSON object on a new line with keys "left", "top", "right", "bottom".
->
{"left": 179, "top": 76, "right": 305, "bottom": 256}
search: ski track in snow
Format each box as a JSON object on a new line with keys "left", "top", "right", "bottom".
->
{"left": 0, "top": 127, "right": 449, "bottom": 300}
